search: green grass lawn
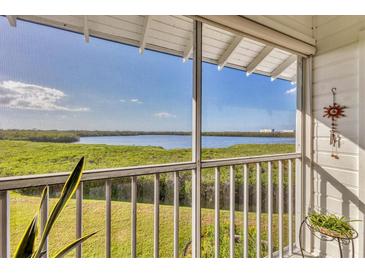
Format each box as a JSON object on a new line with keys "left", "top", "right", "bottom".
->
{"left": 10, "top": 192, "right": 291, "bottom": 258}
{"left": 0, "top": 140, "right": 294, "bottom": 177}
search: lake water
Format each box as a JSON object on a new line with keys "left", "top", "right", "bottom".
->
{"left": 77, "top": 135, "right": 295, "bottom": 149}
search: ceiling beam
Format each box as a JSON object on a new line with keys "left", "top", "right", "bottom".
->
{"left": 83, "top": 16, "right": 90, "bottom": 43}
{"left": 6, "top": 16, "right": 17, "bottom": 27}
{"left": 246, "top": 45, "right": 273, "bottom": 75}
{"left": 198, "top": 16, "right": 315, "bottom": 56}
{"left": 182, "top": 37, "right": 193, "bottom": 62}
{"left": 139, "top": 16, "right": 152, "bottom": 54}
{"left": 271, "top": 55, "right": 297, "bottom": 80}
{"left": 217, "top": 36, "right": 243, "bottom": 70}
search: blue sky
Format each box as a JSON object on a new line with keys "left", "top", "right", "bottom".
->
{"left": 0, "top": 17, "right": 296, "bottom": 131}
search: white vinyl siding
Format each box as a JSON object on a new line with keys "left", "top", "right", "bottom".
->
{"left": 312, "top": 16, "right": 364, "bottom": 257}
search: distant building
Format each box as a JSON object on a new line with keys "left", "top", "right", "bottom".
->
{"left": 260, "top": 129, "right": 275, "bottom": 133}
{"left": 259, "top": 129, "right": 295, "bottom": 133}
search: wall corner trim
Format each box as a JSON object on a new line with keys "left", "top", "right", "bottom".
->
{"left": 357, "top": 29, "right": 365, "bottom": 258}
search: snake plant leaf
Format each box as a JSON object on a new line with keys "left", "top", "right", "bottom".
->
{"left": 13, "top": 214, "right": 38, "bottom": 258}
{"left": 37, "top": 186, "right": 49, "bottom": 257}
{"left": 53, "top": 231, "right": 98, "bottom": 258}
{"left": 38, "top": 186, "right": 48, "bottom": 213}
{"left": 14, "top": 186, "right": 48, "bottom": 258}
{"left": 33, "top": 157, "right": 85, "bottom": 258}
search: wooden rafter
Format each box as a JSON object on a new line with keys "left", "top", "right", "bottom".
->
{"left": 139, "top": 16, "right": 152, "bottom": 54}
{"left": 246, "top": 45, "right": 273, "bottom": 75}
{"left": 290, "top": 74, "right": 297, "bottom": 84}
{"left": 182, "top": 35, "right": 193, "bottom": 62}
{"left": 271, "top": 55, "right": 297, "bottom": 80}
{"left": 217, "top": 36, "right": 243, "bottom": 70}
{"left": 6, "top": 16, "right": 16, "bottom": 27}
{"left": 83, "top": 16, "right": 90, "bottom": 43}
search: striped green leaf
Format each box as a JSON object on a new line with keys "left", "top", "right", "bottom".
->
{"left": 53, "top": 231, "right": 98, "bottom": 258}
{"left": 38, "top": 186, "right": 48, "bottom": 213}
{"left": 13, "top": 214, "right": 38, "bottom": 258}
{"left": 33, "top": 157, "right": 85, "bottom": 258}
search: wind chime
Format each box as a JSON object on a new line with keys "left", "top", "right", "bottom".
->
{"left": 323, "top": 88, "right": 346, "bottom": 159}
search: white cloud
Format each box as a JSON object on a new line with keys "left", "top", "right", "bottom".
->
{"left": 154, "top": 112, "right": 176, "bottom": 118}
{"left": 285, "top": 87, "right": 296, "bottom": 95}
{"left": 130, "top": 98, "right": 143, "bottom": 104}
{"left": 120, "top": 98, "right": 143, "bottom": 104}
{"left": 0, "top": 81, "right": 88, "bottom": 112}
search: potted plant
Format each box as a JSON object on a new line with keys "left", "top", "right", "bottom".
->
{"left": 14, "top": 157, "right": 97, "bottom": 258}
{"left": 308, "top": 211, "right": 357, "bottom": 239}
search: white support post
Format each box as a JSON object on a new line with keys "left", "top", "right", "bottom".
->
{"left": 303, "top": 56, "right": 314, "bottom": 253}
{"left": 295, "top": 56, "right": 306, "bottom": 253}
{"left": 214, "top": 167, "right": 220, "bottom": 258}
{"left": 192, "top": 20, "right": 202, "bottom": 258}
{"left": 76, "top": 182, "right": 83, "bottom": 258}
{"left": 288, "top": 160, "right": 293, "bottom": 256}
{"left": 0, "top": 191, "right": 10, "bottom": 258}
{"left": 153, "top": 173, "right": 160, "bottom": 258}
{"left": 229, "top": 165, "right": 235, "bottom": 258}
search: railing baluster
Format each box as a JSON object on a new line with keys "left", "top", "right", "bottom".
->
{"left": 267, "top": 162, "right": 273, "bottom": 258}
{"left": 105, "top": 180, "right": 112, "bottom": 258}
{"left": 192, "top": 169, "right": 198, "bottom": 258}
{"left": 214, "top": 167, "right": 220, "bottom": 258}
{"left": 243, "top": 164, "right": 249, "bottom": 258}
{"left": 154, "top": 173, "right": 160, "bottom": 258}
{"left": 256, "top": 163, "right": 261, "bottom": 258}
{"left": 40, "top": 186, "right": 49, "bottom": 258}
{"left": 288, "top": 159, "right": 293, "bottom": 256}
{"left": 173, "top": 172, "right": 179, "bottom": 258}
{"left": 131, "top": 176, "right": 137, "bottom": 258}
{"left": 278, "top": 160, "right": 284, "bottom": 258}
{"left": 229, "top": 165, "right": 235, "bottom": 258}
{"left": 0, "top": 191, "right": 9, "bottom": 258}
{"left": 76, "top": 182, "right": 83, "bottom": 258}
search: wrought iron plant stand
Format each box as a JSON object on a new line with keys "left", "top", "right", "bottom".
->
{"left": 299, "top": 216, "right": 358, "bottom": 258}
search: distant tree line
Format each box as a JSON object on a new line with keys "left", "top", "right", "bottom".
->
{"left": 0, "top": 129, "right": 80, "bottom": 143}
{"left": 0, "top": 129, "right": 295, "bottom": 143}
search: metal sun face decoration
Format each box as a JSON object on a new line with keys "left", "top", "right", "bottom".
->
{"left": 323, "top": 103, "right": 346, "bottom": 119}
{"left": 323, "top": 88, "right": 346, "bottom": 159}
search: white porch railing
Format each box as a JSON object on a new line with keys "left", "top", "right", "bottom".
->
{"left": 0, "top": 152, "right": 300, "bottom": 258}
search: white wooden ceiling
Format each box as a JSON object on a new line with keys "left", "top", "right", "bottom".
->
{"left": 9, "top": 15, "right": 297, "bottom": 82}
